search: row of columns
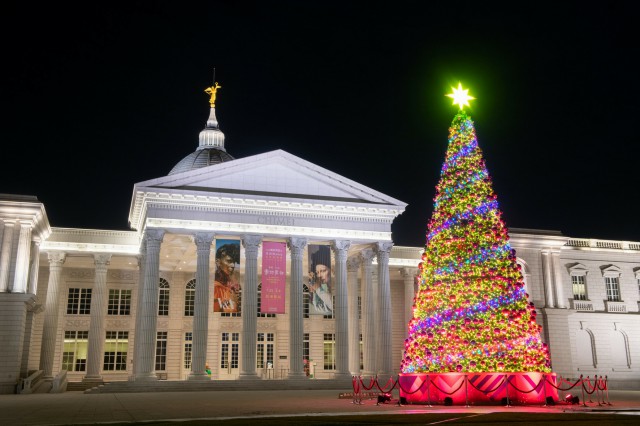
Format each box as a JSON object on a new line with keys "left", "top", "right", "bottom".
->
{"left": 0, "top": 220, "right": 39, "bottom": 294}
{"left": 35, "top": 230, "right": 400, "bottom": 381}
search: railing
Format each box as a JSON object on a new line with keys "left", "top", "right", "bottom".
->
{"left": 18, "top": 370, "right": 44, "bottom": 394}
{"left": 570, "top": 300, "right": 594, "bottom": 311}
{"left": 605, "top": 301, "right": 627, "bottom": 313}
{"left": 565, "top": 239, "right": 640, "bottom": 251}
{"left": 51, "top": 370, "right": 68, "bottom": 393}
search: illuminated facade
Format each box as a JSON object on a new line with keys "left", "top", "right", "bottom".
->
{"left": 1, "top": 101, "right": 639, "bottom": 394}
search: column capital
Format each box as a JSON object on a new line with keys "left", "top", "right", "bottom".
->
{"left": 194, "top": 232, "right": 215, "bottom": 250}
{"left": 242, "top": 235, "right": 262, "bottom": 257}
{"left": 375, "top": 241, "right": 394, "bottom": 255}
{"left": 144, "top": 229, "right": 166, "bottom": 247}
{"left": 93, "top": 253, "right": 112, "bottom": 268}
{"left": 287, "top": 237, "right": 308, "bottom": 252}
{"left": 360, "top": 248, "right": 375, "bottom": 264}
{"left": 347, "top": 256, "right": 361, "bottom": 272}
{"left": 331, "top": 239, "right": 351, "bottom": 255}
{"left": 400, "top": 267, "right": 418, "bottom": 279}
{"left": 47, "top": 251, "right": 66, "bottom": 265}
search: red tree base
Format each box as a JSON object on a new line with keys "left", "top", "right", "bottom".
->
{"left": 398, "top": 372, "right": 558, "bottom": 405}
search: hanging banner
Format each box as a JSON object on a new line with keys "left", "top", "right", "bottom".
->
{"left": 213, "top": 239, "right": 241, "bottom": 313}
{"left": 307, "top": 244, "right": 333, "bottom": 315}
{"left": 261, "top": 241, "right": 286, "bottom": 314}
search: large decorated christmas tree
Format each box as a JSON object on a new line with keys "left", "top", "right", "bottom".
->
{"left": 400, "top": 84, "right": 552, "bottom": 375}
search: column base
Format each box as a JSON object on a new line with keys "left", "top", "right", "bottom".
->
{"left": 188, "top": 372, "right": 211, "bottom": 381}
{"left": 238, "top": 372, "right": 260, "bottom": 380}
{"left": 82, "top": 376, "right": 104, "bottom": 383}
{"left": 133, "top": 373, "right": 158, "bottom": 381}
{"left": 287, "top": 371, "right": 308, "bottom": 380}
{"left": 333, "top": 372, "right": 353, "bottom": 381}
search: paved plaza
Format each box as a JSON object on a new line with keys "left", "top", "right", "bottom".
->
{"left": 0, "top": 388, "right": 639, "bottom": 425}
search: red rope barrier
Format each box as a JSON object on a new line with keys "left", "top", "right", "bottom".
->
{"left": 359, "top": 376, "right": 377, "bottom": 391}
{"left": 467, "top": 375, "right": 506, "bottom": 394}
{"left": 506, "top": 375, "right": 546, "bottom": 394}
{"left": 396, "top": 375, "right": 430, "bottom": 395}
{"left": 376, "top": 376, "right": 397, "bottom": 393}
{"left": 428, "top": 376, "right": 466, "bottom": 396}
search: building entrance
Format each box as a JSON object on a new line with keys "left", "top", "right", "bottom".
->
{"left": 219, "top": 332, "right": 240, "bottom": 379}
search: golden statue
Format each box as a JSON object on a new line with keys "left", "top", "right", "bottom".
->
{"left": 204, "top": 82, "right": 222, "bottom": 107}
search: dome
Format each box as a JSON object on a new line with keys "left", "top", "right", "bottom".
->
{"left": 168, "top": 99, "right": 235, "bottom": 175}
{"left": 169, "top": 148, "right": 235, "bottom": 175}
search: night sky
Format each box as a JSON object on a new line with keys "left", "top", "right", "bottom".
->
{"left": 2, "top": 2, "right": 638, "bottom": 247}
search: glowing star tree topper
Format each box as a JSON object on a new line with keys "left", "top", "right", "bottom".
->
{"left": 400, "top": 85, "right": 552, "bottom": 374}
{"left": 446, "top": 82, "right": 475, "bottom": 110}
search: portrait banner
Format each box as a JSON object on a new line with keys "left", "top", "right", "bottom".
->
{"left": 307, "top": 244, "right": 333, "bottom": 315}
{"left": 261, "top": 241, "right": 286, "bottom": 314}
{"left": 213, "top": 239, "right": 241, "bottom": 313}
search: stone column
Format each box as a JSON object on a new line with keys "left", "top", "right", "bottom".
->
{"left": 0, "top": 221, "right": 15, "bottom": 292}
{"left": 39, "top": 251, "right": 66, "bottom": 379}
{"left": 360, "top": 248, "right": 376, "bottom": 376}
{"left": 375, "top": 242, "right": 393, "bottom": 375}
{"left": 331, "top": 239, "right": 351, "bottom": 378}
{"left": 239, "top": 235, "right": 261, "bottom": 379}
{"left": 12, "top": 222, "right": 32, "bottom": 293}
{"left": 27, "top": 240, "right": 41, "bottom": 295}
{"left": 190, "top": 232, "right": 215, "bottom": 380}
{"left": 287, "top": 237, "right": 307, "bottom": 379}
{"left": 541, "top": 250, "right": 555, "bottom": 308}
{"left": 134, "top": 229, "right": 165, "bottom": 380}
{"left": 401, "top": 267, "right": 418, "bottom": 338}
{"left": 347, "top": 256, "right": 361, "bottom": 375}
{"left": 132, "top": 243, "right": 146, "bottom": 377}
{"left": 551, "top": 251, "right": 566, "bottom": 309}
{"left": 84, "top": 253, "right": 111, "bottom": 381}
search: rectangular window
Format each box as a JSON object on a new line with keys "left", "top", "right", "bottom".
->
{"left": 103, "top": 331, "right": 129, "bottom": 371}
{"left": 571, "top": 275, "right": 587, "bottom": 300}
{"left": 158, "top": 288, "right": 169, "bottom": 316}
{"left": 155, "top": 331, "right": 168, "bottom": 371}
{"left": 184, "top": 287, "right": 195, "bottom": 316}
{"left": 605, "top": 277, "right": 621, "bottom": 302}
{"left": 66, "top": 288, "right": 92, "bottom": 315}
{"left": 303, "top": 333, "right": 310, "bottom": 362}
{"left": 220, "top": 332, "right": 239, "bottom": 369}
{"left": 184, "top": 332, "right": 193, "bottom": 369}
{"left": 256, "top": 332, "right": 275, "bottom": 369}
{"left": 323, "top": 333, "right": 335, "bottom": 370}
{"left": 61, "top": 331, "right": 89, "bottom": 371}
{"left": 108, "top": 289, "right": 131, "bottom": 315}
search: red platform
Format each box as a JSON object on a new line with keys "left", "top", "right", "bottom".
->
{"left": 398, "top": 372, "right": 558, "bottom": 405}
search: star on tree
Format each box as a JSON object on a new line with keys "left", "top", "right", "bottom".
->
{"left": 446, "top": 83, "right": 475, "bottom": 110}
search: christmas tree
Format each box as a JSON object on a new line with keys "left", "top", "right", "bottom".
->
{"left": 401, "top": 84, "right": 552, "bottom": 374}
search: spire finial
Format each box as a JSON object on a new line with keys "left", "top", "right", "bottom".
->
{"left": 205, "top": 82, "right": 222, "bottom": 108}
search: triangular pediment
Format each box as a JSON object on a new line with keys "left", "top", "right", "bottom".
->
{"left": 133, "top": 150, "right": 405, "bottom": 207}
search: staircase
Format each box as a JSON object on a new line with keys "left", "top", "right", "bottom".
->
{"left": 85, "top": 378, "right": 354, "bottom": 394}
{"left": 66, "top": 381, "right": 104, "bottom": 392}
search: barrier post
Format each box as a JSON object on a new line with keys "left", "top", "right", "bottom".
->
{"left": 596, "top": 375, "right": 603, "bottom": 406}
{"left": 542, "top": 374, "right": 548, "bottom": 407}
{"left": 580, "top": 375, "right": 587, "bottom": 407}
{"left": 605, "top": 376, "right": 611, "bottom": 406}
{"left": 426, "top": 374, "right": 432, "bottom": 407}
{"left": 504, "top": 374, "right": 512, "bottom": 407}
{"left": 464, "top": 374, "right": 469, "bottom": 408}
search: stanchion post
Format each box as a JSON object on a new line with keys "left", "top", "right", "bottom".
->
{"left": 542, "top": 374, "right": 548, "bottom": 407}
{"left": 464, "top": 374, "right": 469, "bottom": 408}
{"left": 505, "top": 374, "right": 512, "bottom": 407}
{"left": 605, "top": 375, "right": 612, "bottom": 405}
{"left": 596, "top": 375, "right": 603, "bottom": 406}
{"left": 426, "top": 374, "right": 432, "bottom": 407}
{"left": 580, "top": 375, "right": 587, "bottom": 407}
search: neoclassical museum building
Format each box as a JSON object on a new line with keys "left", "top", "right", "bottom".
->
{"left": 1, "top": 90, "right": 639, "bottom": 394}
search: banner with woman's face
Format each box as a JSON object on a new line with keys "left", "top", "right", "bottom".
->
{"left": 213, "top": 239, "right": 241, "bottom": 313}
{"left": 307, "top": 244, "right": 332, "bottom": 315}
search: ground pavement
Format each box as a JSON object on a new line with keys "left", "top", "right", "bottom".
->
{"left": 0, "top": 388, "right": 638, "bottom": 425}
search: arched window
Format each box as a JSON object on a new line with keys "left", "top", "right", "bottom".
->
{"left": 184, "top": 279, "right": 196, "bottom": 316}
{"left": 158, "top": 278, "right": 170, "bottom": 316}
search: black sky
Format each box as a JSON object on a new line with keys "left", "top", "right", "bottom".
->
{"left": 1, "top": 1, "right": 638, "bottom": 247}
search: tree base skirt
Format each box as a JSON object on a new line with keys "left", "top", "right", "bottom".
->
{"left": 398, "top": 372, "right": 558, "bottom": 405}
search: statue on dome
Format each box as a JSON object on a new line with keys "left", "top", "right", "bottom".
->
{"left": 205, "top": 82, "right": 222, "bottom": 107}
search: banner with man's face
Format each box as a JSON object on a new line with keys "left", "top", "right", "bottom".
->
{"left": 307, "top": 244, "right": 332, "bottom": 315}
{"left": 213, "top": 239, "right": 241, "bottom": 313}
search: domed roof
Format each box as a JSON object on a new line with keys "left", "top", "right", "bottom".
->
{"left": 168, "top": 82, "right": 235, "bottom": 175}
{"left": 169, "top": 147, "right": 235, "bottom": 175}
